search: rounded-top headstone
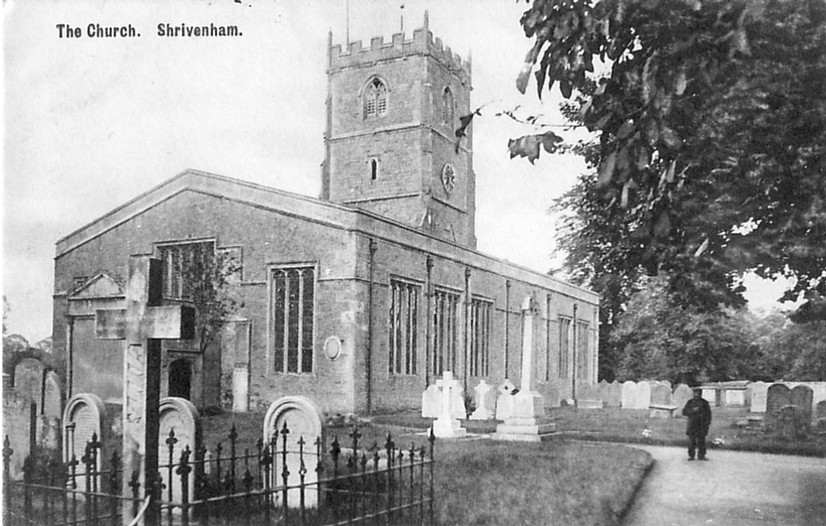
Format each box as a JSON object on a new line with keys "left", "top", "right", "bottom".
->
{"left": 159, "top": 397, "right": 201, "bottom": 452}
{"left": 43, "top": 371, "right": 62, "bottom": 419}
{"left": 765, "top": 383, "right": 792, "bottom": 431}
{"left": 158, "top": 397, "right": 201, "bottom": 503}
{"left": 62, "top": 393, "right": 107, "bottom": 463}
{"left": 621, "top": 381, "right": 638, "bottom": 409}
{"left": 673, "top": 384, "right": 693, "bottom": 412}
{"left": 14, "top": 358, "right": 45, "bottom": 412}
{"left": 651, "top": 382, "right": 672, "bottom": 406}
{"left": 263, "top": 396, "right": 324, "bottom": 447}
{"left": 263, "top": 396, "right": 324, "bottom": 508}
{"left": 791, "top": 385, "right": 814, "bottom": 422}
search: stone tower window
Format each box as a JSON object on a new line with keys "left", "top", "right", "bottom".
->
{"left": 363, "top": 78, "right": 388, "bottom": 118}
{"left": 441, "top": 87, "right": 454, "bottom": 126}
{"left": 370, "top": 158, "right": 379, "bottom": 180}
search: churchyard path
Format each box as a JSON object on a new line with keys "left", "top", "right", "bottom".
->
{"left": 622, "top": 444, "right": 826, "bottom": 526}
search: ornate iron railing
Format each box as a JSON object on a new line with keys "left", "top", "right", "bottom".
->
{"left": 3, "top": 424, "right": 436, "bottom": 526}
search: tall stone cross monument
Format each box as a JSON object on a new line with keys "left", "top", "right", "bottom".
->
{"left": 96, "top": 256, "right": 195, "bottom": 525}
{"left": 493, "top": 294, "right": 556, "bottom": 441}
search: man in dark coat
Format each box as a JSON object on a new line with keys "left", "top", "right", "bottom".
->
{"left": 682, "top": 388, "right": 712, "bottom": 460}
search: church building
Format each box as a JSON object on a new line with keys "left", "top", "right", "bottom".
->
{"left": 52, "top": 16, "right": 599, "bottom": 416}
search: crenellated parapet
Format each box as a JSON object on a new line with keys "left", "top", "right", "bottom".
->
{"left": 328, "top": 13, "right": 470, "bottom": 81}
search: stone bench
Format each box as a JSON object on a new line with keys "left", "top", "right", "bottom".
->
{"left": 649, "top": 404, "right": 678, "bottom": 418}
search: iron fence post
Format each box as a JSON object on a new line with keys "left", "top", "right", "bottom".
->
{"left": 3, "top": 436, "right": 12, "bottom": 526}
{"left": 22, "top": 454, "right": 34, "bottom": 522}
{"left": 330, "top": 436, "right": 341, "bottom": 524}
{"left": 178, "top": 445, "right": 192, "bottom": 526}
{"left": 281, "top": 422, "right": 290, "bottom": 525}
{"left": 229, "top": 424, "right": 238, "bottom": 494}
{"left": 419, "top": 445, "right": 425, "bottom": 526}
{"left": 298, "top": 436, "right": 307, "bottom": 526}
{"left": 385, "top": 434, "right": 394, "bottom": 525}
{"left": 69, "top": 453, "right": 79, "bottom": 523}
{"left": 129, "top": 469, "right": 141, "bottom": 520}
{"left": 409, "top": 443, "right": 415, "bottom": 522}
{"left": 372, "top": 444, "right": 380, "bottom": 523}
{"left": 428, "top": 428, "right": 435, "bottom": 526}
{"left": 242, "top": 448, "right": 254, "bottom": 526}
{"left": 109, "top": 450, "right": 120, "bottom": 526}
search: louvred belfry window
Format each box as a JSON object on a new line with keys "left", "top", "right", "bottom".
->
{"left": 364, "top": 78, "right": 388, "bottom": 118}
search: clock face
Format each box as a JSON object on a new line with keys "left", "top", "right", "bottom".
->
{"left": 441, "top": 163, "right": 456, "bottom": 194}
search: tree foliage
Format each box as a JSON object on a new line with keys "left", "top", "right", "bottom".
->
{"left": 612, "top": 276, "right": 758, "bottom": 384}
{"left": 175, "top": 248, "right": 241, "bottom": 355}
{"left": 517, "top": 0, "right": 826, "bottom": 312}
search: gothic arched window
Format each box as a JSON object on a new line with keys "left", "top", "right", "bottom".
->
{"left": 441, "top": 87, "right": 454, "bottom": 126}
{"left": 364, "top": 78, "right": 388, "bottom": 118}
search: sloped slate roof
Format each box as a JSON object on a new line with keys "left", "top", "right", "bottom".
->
{"left": 56, "top": 169, "right": 598, "bottom": 303}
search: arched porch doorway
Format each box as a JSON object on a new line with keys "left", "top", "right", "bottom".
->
{"left": 168, "top": 358, "right": 192, "bottom": 400}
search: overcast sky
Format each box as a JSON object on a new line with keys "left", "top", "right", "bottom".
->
{"left": 3, "top": 0, "right": 789, "bottom": 343}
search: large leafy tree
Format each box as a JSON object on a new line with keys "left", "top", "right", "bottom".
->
{"left": 515, "top": 0, "right": 826, "bottom": 314}
{"left": 612, "top": 276, "right": 758, "bottom": 384}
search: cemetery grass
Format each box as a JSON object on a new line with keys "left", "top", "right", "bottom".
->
{"left": 547, "top": 406, "right": 826, "bottom": 457}
{"left": 372, "top": 407, "right": 826, "bottom": 457}
{"left": 202, "top": 413, "right": 653, "bottom": 526}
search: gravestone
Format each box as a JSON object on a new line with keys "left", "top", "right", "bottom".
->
{"left": 724, "top": 388, "right": 746, "bottom": 406}
{"left": 809, "top": 382, "right": 826, "bottom": 409}
{"left": 661, "top": 380, "right": 672, "bottom": 389}
{"left": 750, "top": 381, "right": 768, "bottom": 413}
{"left": 221, "top": 318, "right": 251, "bottom": 412}
{"left": 607, "top": 380, "right": 623, "bottom": 408}
{"left": 95, "top": 256, "right": 195, "bottom": 524}
{"left": 701, "top": 387, "right": 718, "bottom": 406}
{"left": 493, "top": 296, "right": 556, "bottom": 441}
{"left": 597, "top": 380, "right": 609, "bottom": 405}
{"left": 3, "top": 390, "right": 35, "bottom": 480}
{"left": 158, "top": 397, "right": 201, "bottom": 505}
{"left": 494, "top": 379, "right": 517, "bottom": 421}
{"left": 63, "top": 393, "right": 108, "bottom": 493}
{"left": 621, "top": 381, "right": 638, "bottom": 409}
{"left": 63, "top": 393, "right": 107, "bottom": 462}
{"left": 776, "top": 405, "right": 807, "bottom": 439}
{"left": 264, "top": 396, "right": 324, "bottom": 507}
{"left": 430, "top": 371, "right": 467, "bottom": 438}
{"left": 232, "top": 368, "right": 249, "bottom": 412}
{"left": 469, "top": 380, "right": 495, "bottom": 420}
{"left": 14, "top": 358, "right": 44, "bottom": 414}
{"left": 421, "top": 384, "right": 440, "bottom": 418}
{"left": 576, "top": 383, "right": 603, "bottom": 409}
{"left": 43, "top": 371, "right": 62, "bottom": 419}
{"left": 650, "top": 382, "right": 673, "bottom": 406}
{"left": 636, "top": 381, "right": 652, "bottom": 410}
{"left": 791, "top": 385, "right": 814, "bottom": 424}
{"left": 673, "top": 384, "right": 693, "bottom": 412}
{"left": 765, "top": 383, "right": 792, "bottom": 431}
{"left": 816, "top": 401, "right": 826, "bottom": 432}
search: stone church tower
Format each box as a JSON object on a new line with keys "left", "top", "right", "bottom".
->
{"left": 321, "top": 13, "right": 476, "bottom": 248}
